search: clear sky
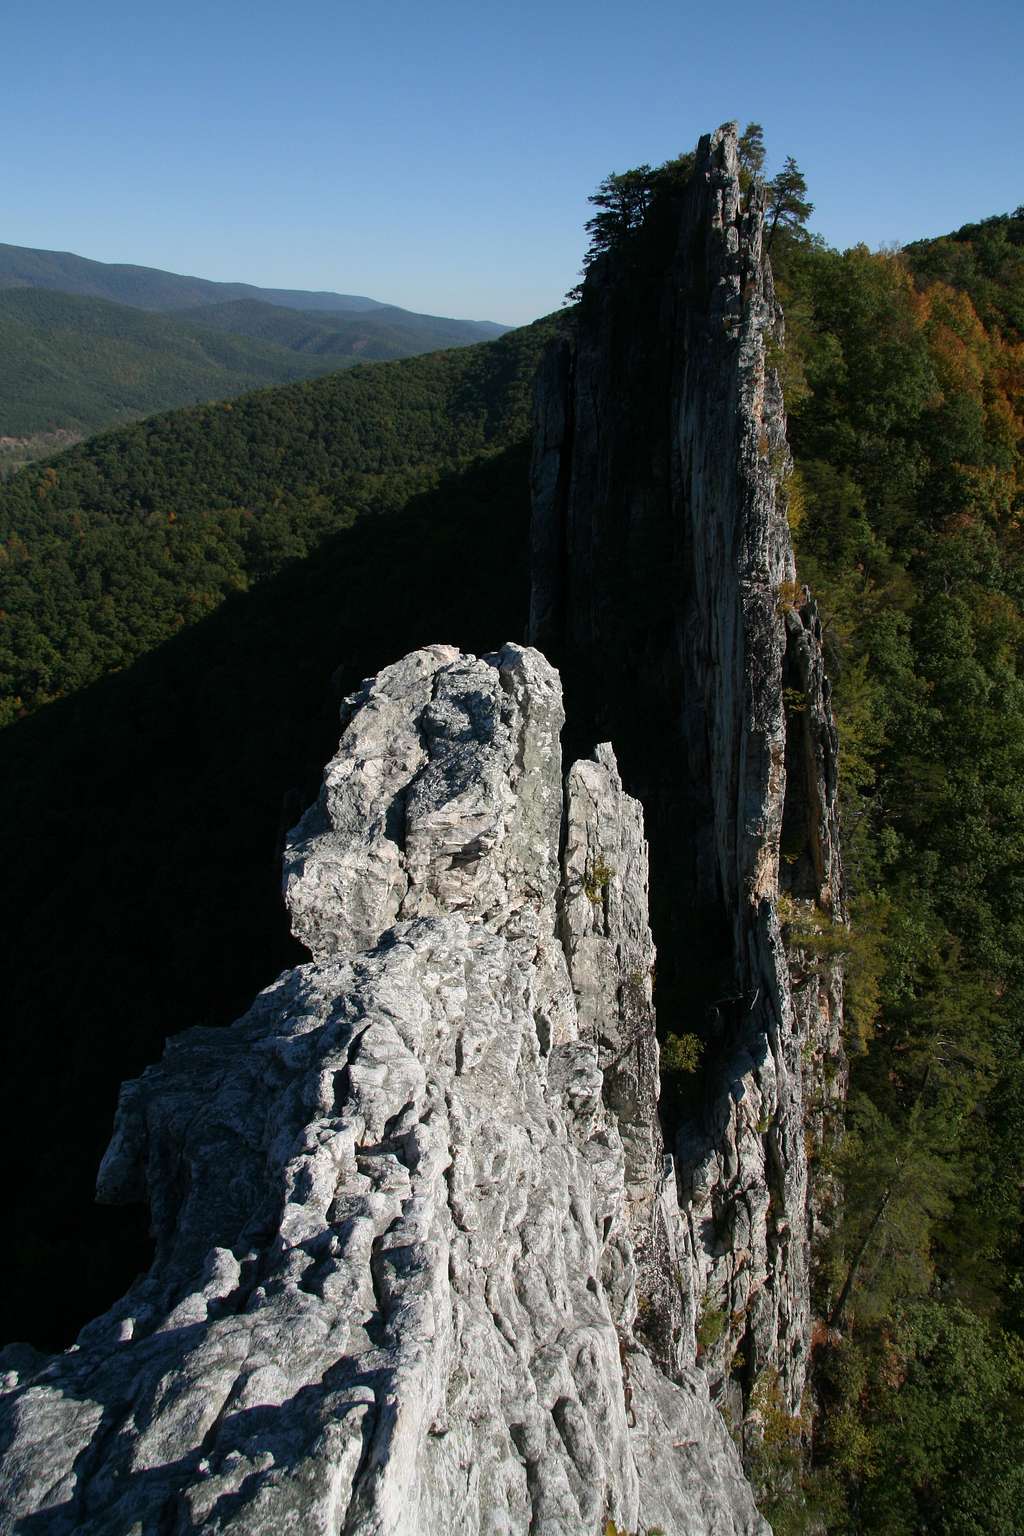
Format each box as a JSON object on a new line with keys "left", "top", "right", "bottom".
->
{"left": 5, "top": 0, "right": 1021, "bottom": 326}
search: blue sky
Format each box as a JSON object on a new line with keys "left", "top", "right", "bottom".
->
{"left": 5, "top": 0, "right": 1022, "bottom": 325}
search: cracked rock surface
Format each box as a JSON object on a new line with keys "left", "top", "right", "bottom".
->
{"left": 0, "top": 644, "right": 765, "bottom": 1536}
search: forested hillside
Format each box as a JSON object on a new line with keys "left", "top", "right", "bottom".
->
{"left": 0, "top": 242, "right": 508, "bottom": 456}
{"left": 772, "top": 205, "right": 1024, "bottom": 1531}
{"left": 0, "top": 287, "right": 340, "bottom": 439}
{"left": 0, "top": 320, "right": 553, "bottom": 722}
{"left": 0, "top": 240, "right": 505, "bottom": 326}
{"left": 180, "top": 296, "right": 511, "bottom": 359}
{"left": 0, "top": 240, "right": 377, "bottom": 310}
{"left": 0, "top": 319, "right": 554, "bottom": 1349}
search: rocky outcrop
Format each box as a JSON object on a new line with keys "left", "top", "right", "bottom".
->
{"left": 529, "top": 124, "right": 845, "bottom": 1424}
{"left": 0, "top": 122, "right": 845, "bottom": 1530}
{"left": 0, "top": 644, "right": 765, "bottom": 1535}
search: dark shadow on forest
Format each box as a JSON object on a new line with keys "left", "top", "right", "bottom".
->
{"left": 0, "top": 443, "right": 531, "bottom": 1350}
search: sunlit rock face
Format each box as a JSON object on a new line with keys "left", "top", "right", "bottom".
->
{"left": 529, "top": 122, "right": 845, "bottom": 1421}
{"left": 0, "top": 643, "right": 765, "bottom": 1536}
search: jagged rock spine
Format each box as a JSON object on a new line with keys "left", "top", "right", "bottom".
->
{"left": 0, "top": 644, "right": 766, "bottom": 1536}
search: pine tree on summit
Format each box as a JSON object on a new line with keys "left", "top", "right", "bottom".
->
{"left": 737, "top": 121, "right": 766, "bottom": 188}
{"left": 582, "top": 166, "right": 656, "bottom": 265}
{"left": 766, "top": 155, "right": 814, "bottom": 246}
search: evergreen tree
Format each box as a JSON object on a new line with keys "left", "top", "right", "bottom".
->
{"left": 766, "top": 155, "right": 814, "bottom": 246}
{"left": 737, "top": 121, "right": 766, "bottom": 187}
{"left": 581, "top": 166, "right": 656, "bottom": 266}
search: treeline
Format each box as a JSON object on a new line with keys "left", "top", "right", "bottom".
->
{"left": 0, "top": 319, "right": 553, "bottom": 724}
{"left": 773, "top": 205, "right": 1024, "bottom": 1531}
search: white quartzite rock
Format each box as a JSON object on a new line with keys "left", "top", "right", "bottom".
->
{"left": 0, "top": 645, "right": 766, "bottom": 1536}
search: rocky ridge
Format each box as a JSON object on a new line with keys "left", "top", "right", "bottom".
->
{"left": 0, "top": 121, "right": 845, "bottom": 1531}
{"left": 0, "top": 643, "right": 765, "bottom": 1534}
{"left": 529, "top": 123, "right": 844, "bottom": 1425}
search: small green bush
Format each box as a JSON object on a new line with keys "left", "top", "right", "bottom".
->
{"left": 661, "top": 1032, "right": 703, "bottom": 1073}
{"left": 697, "top": 1299, "right": 728, "bottom": 1352}
{"left": 583, "top": 856, "right": 614, "bottom": 903}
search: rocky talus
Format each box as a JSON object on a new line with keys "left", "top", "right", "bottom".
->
{"left": 0, "top": 644, "right": 766, "bottom": 1535}
{"left": 529, "top": 123, "right": 845, "bottom": 1423}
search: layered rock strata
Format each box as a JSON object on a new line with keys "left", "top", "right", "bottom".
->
{"left": 529, "top": 124, "right": 845, "bottom": 1420}
{"left": 0, "top": 644, "right": 765, "bottom": 1535}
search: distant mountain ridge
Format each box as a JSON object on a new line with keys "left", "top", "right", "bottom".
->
{"left": 179, "top": 297, "right": 511, "bottom": 359}
{"left": 0, "top": 242, "right": 511, "bottom": 454}
{"left": 0, "top": 241, "right": 508, "bottom": 331}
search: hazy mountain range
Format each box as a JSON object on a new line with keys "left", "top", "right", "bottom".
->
{"left": 0, "top": 242, "right": 509, "bottom": 467}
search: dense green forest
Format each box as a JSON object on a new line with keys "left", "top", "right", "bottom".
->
{"left": 771, "top": 198, "right": 1024, "bottom": 1531}
{"left": 0, "top": 287, "right": 342, "bottom": 438}
{"left": 0, "top": 320, "right": 552, "bottom": 721}
{"left": 2, "top": 147, "right": 1023, "bottom": 1533}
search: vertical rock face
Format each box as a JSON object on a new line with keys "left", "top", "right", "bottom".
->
{"left": 0, "top": 645, "right": 766, "bottom": 1535}
{"left": 529, "top": 124, "right": 844, "bottom": 1419}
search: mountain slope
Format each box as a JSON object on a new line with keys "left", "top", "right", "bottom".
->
{"left": 766, "top": 206, "right": 1024, "bottom": 1528}
{"left": 179, "top": 297, "right": 509, "bottom": 358}
{"left": 903, "top": 207, "right": 1024, "bottom": 337}
{"left": 0, "top": 287, "right": 342, "bottom": 436}
{"left": 0, "top": 317, "right": 555, "bottom": 719}
{"left": 0, "top": 319, "right": 552, "bottom": 1347}
{"left": 0, "top": 283, "right": 512, "bottom": 450}
{"left": 0, "top": 444, "right": 536, "bottom": 1350}
{"left": 0, "top": 244, "right": 510, "bottom": 450}
{"left": 0, "top": 239, "right": 507, "bottom": 328}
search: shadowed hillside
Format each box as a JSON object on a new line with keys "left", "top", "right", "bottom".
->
{"left": 0, "top": 317, "right": 554, "bottom": 720}
{"left": 1, "top": 445, "right": 533, "bottom": 1348}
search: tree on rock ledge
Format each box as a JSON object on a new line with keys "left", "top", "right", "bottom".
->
{"left": 738, "top": 121, "right": 766, "bottom": 188}
{"left": 582, "top": 166, "right": 657, "bottom": 262}
{"left": 766, "top": 155, "right": 814, "bottom": 247}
